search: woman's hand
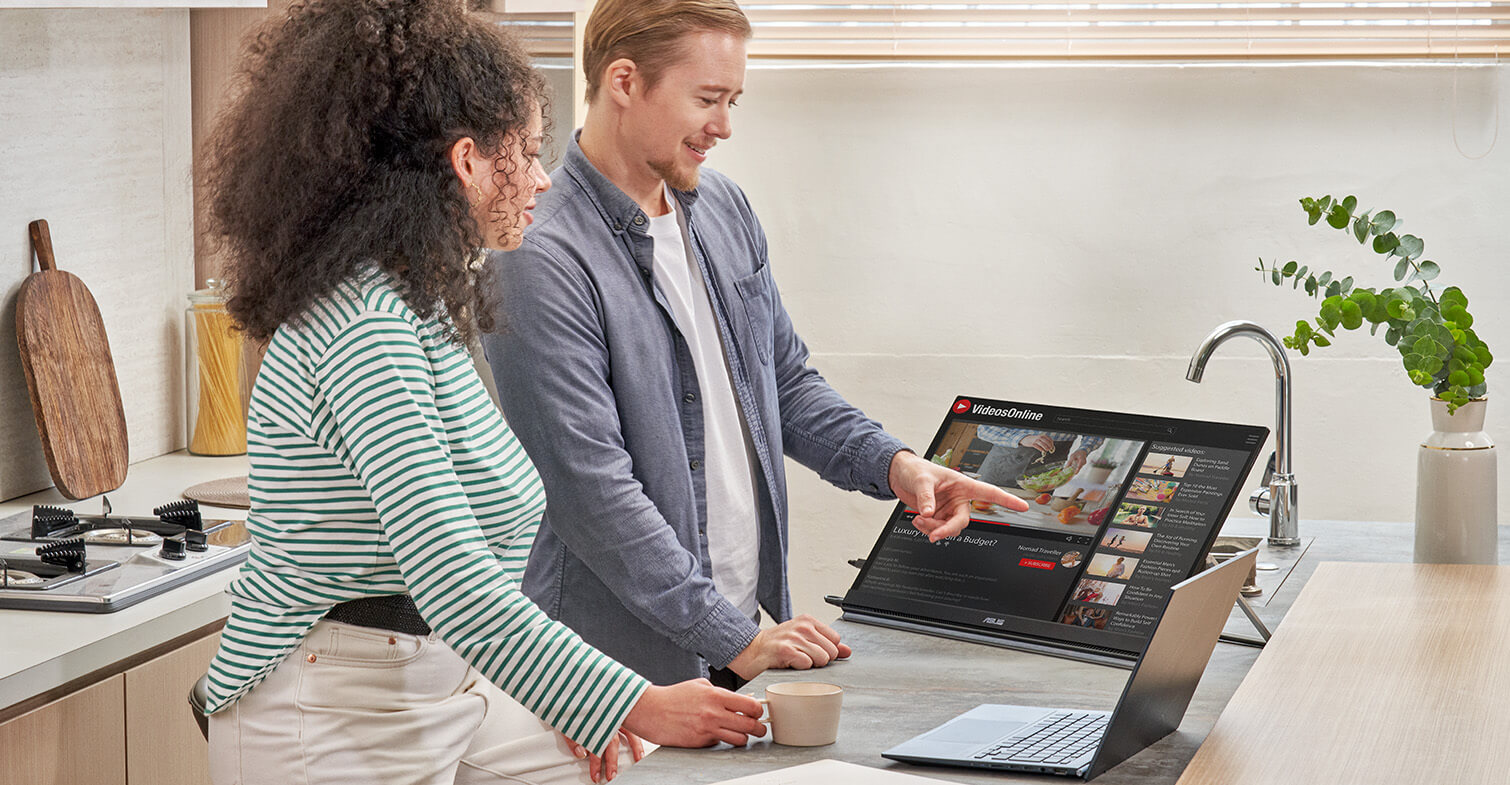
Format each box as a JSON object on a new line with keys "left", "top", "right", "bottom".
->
{"left": 623, "top": 680, "right": 768, "bottom": 748}
{"left": 566, "top": 729, "right": 646, "bottom": 783}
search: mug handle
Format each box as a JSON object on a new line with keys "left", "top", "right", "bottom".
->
{"left": 754, "top": 696, "right": 771, "bottom": 726}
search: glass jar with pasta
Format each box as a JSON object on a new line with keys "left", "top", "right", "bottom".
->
{"left": 185, "top": 281, "right": 247, "bottom": 456}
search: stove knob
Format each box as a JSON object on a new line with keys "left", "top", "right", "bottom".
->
{"left": 160, "top": 536, "right": 187, "bottom": 561}
{"left": 185, "top": 529, "right": 208, "bottom": 553}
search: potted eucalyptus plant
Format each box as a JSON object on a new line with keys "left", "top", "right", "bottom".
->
{"left": 1255, "top": 195, "right": 1496, "bottom": 565}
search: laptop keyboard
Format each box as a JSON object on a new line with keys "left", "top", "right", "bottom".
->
{"left": 974, "top": 711, "right": 1109, "bottom": 766}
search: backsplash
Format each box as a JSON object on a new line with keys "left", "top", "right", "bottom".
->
{"left": 1, "top": 10, "right": 194, "bottom": 501}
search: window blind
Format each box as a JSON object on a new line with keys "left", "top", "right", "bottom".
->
{"left": 484, "top": 3, "right": 1510, "bottom": 61}
{"left": 485, "top": 12, "right": 575, "bottom": 58}
{"left": 738, "top": 1, "right": 1510, "bottom": 60}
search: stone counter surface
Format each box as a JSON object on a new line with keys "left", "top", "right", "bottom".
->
{"left": 619, "top": 519, "right": 1506, "bottom": 784}
{"left": 1, "top": 468, "right": 1498, "bottom": 785}
{"left": 0, "top": 452, "right": 248, "bottom": 712}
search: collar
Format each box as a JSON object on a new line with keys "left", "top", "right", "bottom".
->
{"left": 563, "top": 130, "right": 701, "bottom": 237}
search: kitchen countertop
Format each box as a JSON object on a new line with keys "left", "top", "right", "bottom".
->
{"left": 618, "top": 518, "right": 1506, "bottom": 784}
{"left": 4, "top": 466, "right": 1502, "bottom": 784}
{"left": 0, "top": 452, "right": 249, "bottom": 712}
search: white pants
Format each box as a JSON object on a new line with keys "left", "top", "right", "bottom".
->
{"left": 209, "top": 620, "right": 638, "bottom": 785}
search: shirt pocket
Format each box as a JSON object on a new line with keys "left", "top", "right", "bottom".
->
{"left": 732, "top": 264, "right": 776, "bottom": 366}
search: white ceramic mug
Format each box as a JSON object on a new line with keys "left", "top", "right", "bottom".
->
{"left": 757, "top": 681, "right": 844, "bottom": 746}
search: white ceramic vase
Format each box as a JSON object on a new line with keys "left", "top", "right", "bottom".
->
{"left": 1414, "top": 397, "right": 1498, "bottom": 564}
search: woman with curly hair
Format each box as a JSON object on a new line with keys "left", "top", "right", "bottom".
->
{"left": 198, "top": 2, "right": 765, "bottom": 783}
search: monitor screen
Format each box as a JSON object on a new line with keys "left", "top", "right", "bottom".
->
{"left": 841, "top": 396, "right": 1268, "bottom": 661}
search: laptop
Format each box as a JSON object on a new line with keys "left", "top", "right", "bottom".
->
{"left": 836, "top": 397, "right": 1267, "bottom": 668}
{"left": 883, "top": 547, "right": 1257, "bottom": 780}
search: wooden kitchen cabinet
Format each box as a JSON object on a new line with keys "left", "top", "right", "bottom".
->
{"left": 0, "top": 675, "right": 128, "bottom": 785}
{"left": 125, "top": 630, "right": 221, "bottom": 785}
{"left": 0, "top": 628, "right": 220, "bottom": 785}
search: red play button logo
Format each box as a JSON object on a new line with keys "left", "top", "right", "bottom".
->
{"left": 953, "top": 399, "right": 972, "bottom": 413}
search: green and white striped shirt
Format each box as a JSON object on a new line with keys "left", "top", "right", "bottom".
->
{"left": 203, "top": 269, "right": 648, "bottom": 755}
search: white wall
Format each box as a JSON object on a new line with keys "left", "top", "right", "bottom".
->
{"left": 705, "top": 62, "right": 1509, "bottom": 620}
{"left": 1, "top": 10, "right": 194, "bottom": 500}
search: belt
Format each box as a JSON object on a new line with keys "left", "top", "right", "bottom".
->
{"left": 324, "top": 594, "right": 432, "bottom": 636}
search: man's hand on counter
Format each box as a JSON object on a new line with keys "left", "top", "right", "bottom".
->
{"left": 889, "top": 450, "right": 1029, "bottom": 542}
{"left": 727, "top": 614, "right": 851, "bottom": 680}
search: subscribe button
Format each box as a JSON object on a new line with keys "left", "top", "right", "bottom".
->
{"left": 1019, "top": 558, "right": 1056, "bottom": 570}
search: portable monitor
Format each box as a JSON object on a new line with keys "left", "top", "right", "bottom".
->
{"left": 837, "top": 396, "right": 1268, "bottom": 667}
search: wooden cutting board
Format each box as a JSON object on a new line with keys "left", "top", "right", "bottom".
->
{"left": 15, "top": 219, "right": 129, "bottom": 499}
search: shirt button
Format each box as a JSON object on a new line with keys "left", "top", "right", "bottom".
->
{"left": 689, "top": 459, "right": 701, "bottom": 471}
{"left": 633, "top": 215, "right": 646, "bottom": 226}
{"left": 684, "top": 392, "right": 696, "bottom": 404}
{"left": 613, "top": 221, "right": 623, "bottom": 231}
{"left": 306, "top": 654, "right": 317, "bottom": 663}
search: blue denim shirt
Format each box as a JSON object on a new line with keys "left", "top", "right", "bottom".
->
{"left": 482, "top": 136, "right": 907, "bottom": 685}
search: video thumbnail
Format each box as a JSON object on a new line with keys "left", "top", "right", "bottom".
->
{"left": 1085, "top": 554, "right": 1138, "bottom": 580}
{"left": 1139, "top": 452, "right": 1193, "bottom": 478}
{"left": 1110, "top": 502, "right": 1163, "bottom": 529}
{"left": 1071, "top": 579, "right": 1125, "bottom": 607}
{"left": 1099, "top": 528, "right": 1153, "bottom": 554}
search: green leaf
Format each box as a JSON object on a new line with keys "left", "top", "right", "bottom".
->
{"left": 1395, "top": 232, "right": 1419, "bottom": 258}
{"left": 1312, "top": 333, "right": 1332, "bottom": 347}
{"left": 1441, "top": 286, "right": 1468, "bottom": 310}
{"left": 1319, "top": 195, "right": 1334, "bottom": 212}
{"left": 1319, "top": 296, "right": 1344, "bottom": 327}
{"left": 1282, "top": 260, "right": 1298, "bottom": 276}
{"left": 1398, "top": 234, "right": 1425, "bottom": 259}
{"left": 1341, "top": 195, "right": 1358, "bottom": 214}
{"left": 1375, "top": 233, "right": 1401, "bottom": 254}
{"left": 1340, "top": 300, "right": 1363, "bottom": 330}
{"left": 1372, "top": 210, "right": 1396, "bottom": 234}
{"left": 1413, "top": 336, "right": 1438, "bottom": 357}
{"left": 1272, "top": 268, "right": 1281, "bottom": 286}
{"left": 1418, "top": 261, "right": 1440, "bottom": 281}
{"left": 1385, "top": 326, "right": 1402, "bottom": 346}
{"left": 1304, "top": 277, "right": 1318, "bottom": 296}
{"left": 1353, "top": 213, "right": 1371, "bottom": 243}
{"left": 1385, "top": 299, "right": 1410, "bottom": 320}
{"left": 1449, "top": 370, "right": 1471, "bottom": 387}
{"left": 1393, "top": 258, "right": 1410, "bottom": 281}
{"left": 1327, "top": 206, "right": 1350, "bottom": 229}
{"left": 1339, "top": 276, "right": 1354, "bottom": 293}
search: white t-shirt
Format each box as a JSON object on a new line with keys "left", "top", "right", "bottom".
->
{"left": 646, "top": 190, "right": 761, "bottom": 618}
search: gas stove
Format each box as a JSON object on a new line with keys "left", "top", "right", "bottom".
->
{"left": 0, "top": 499, "right": 250, "bottom": 613}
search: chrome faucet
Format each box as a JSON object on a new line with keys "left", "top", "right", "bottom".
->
{"left": 1186, "top": 320, "right": 1300, "bottom": 546}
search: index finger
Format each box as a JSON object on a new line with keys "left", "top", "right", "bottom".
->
{"left": 813, "top": 619, "right": 844, "bottom": 646}
{"left": 722, "top": 689, "right": 765, "bottom": 717}
{"left": 975, "top": 481, "right": 1028, "bottom": 511}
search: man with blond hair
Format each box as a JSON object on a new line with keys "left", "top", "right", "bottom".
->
{"left": 483, "top": 0, "right": 1024, "bottom": 689}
